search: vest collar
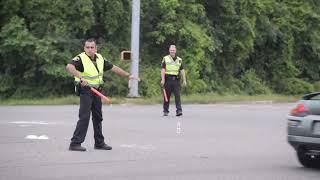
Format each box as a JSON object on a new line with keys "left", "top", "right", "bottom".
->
{"left": 84, "top": 52, "right": 97, "bottom": 61}
{"left": 169, "top": 55, "right": 177, "bottom": 61}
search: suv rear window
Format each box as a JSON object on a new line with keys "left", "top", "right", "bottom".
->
{"left": 310, "top": 94, "right": 320, "bottom": 100}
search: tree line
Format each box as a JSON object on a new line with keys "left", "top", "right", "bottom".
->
{"left": 0, "top": 0, "right": 319, "bottom": 99}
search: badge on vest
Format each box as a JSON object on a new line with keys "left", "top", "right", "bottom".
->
{"left": 73, "top": 56, "right": 80, "bottom": 61}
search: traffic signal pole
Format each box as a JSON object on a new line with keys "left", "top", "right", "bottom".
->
{"left": 128, "top": 0, "right": 140, "bottom": 97}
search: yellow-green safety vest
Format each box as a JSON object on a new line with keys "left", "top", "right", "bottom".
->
{"left": 74, "top": 52, "right": 104, "bottom": 87}
{"left": 163, "top": 55, "right": 182, "bottom": 76}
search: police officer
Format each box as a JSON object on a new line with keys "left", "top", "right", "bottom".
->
{"left": 160, "top": 45, "right": 187, "bottom": 116}
{"left": 66, "top": 38, "right": 137, "bottom": 151}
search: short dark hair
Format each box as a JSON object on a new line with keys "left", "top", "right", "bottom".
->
{"left": 83, "top": 38, "right": 96, "bottom": 46}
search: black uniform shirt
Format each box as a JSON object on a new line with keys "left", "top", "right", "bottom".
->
{"left": 70, "top": 53, "right": 113, "bottom": 72}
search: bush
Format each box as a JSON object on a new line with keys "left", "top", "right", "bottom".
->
{"left": 139, "top": 66, "right": 161, "bottom": 97}
{"left": 208, "top": 76, "right": 244, "bottom": 95}
{"left": 280, "top": 78, "right": 314, "bottom": 95}
{"left": 240, "top": 69, "right": 272, "bottom": 95}
{"left": 313, "top": 81, "right": 320, "bottom": 92}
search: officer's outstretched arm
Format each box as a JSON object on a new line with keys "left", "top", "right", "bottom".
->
{"left": 111, "top": 65, "right": 130, "bottom": 77}
{"left": 111, "top": 65, "right": 140, "bottom": 81}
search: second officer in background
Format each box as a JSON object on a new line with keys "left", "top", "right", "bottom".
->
{"left": 160, "top": 45, "right": 187, "bottom": 116}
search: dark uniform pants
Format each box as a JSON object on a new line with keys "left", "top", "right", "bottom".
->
{"left": 163, "top": 76, "right": 182, "bottom": 113}
{"left": 70, "top": 87, "right": 105, "bottom": 146}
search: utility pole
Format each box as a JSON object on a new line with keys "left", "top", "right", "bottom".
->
{"left": 128, "top": 0, "right": 140, "bottom": 97}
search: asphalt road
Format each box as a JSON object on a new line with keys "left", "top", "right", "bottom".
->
{"left": 0, "top": 103, "right": 319, "bottom": 180}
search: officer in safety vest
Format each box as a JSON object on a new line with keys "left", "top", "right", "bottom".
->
{"left": 66, "top": 38, "right": 138, "bottom": 151}
{"left": 160, "top": 45, "right": 187, "bottom": 116}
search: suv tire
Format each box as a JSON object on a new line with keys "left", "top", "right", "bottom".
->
{"left": 297, "top": 149, "right": 320, "bottom": 169}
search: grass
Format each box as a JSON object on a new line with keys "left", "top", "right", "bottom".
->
{"left": 0, "top": 93, "right": 300, "bottom": 105}
{"left": 0, "top": 96, "right": 80, "bottom": 105}
{"left": 182, "top": 94, "right": 299, "bottom": 104}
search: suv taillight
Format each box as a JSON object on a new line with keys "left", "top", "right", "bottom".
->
{"left": 290, "top": 103, "right": 310, "bottom": 117}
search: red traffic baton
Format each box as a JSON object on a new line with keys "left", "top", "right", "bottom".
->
{"left": 162, "top": 88, "right": 168, "bottom": 102}
{"left": 90, "top": 87, "right": 112, "bottom": 104}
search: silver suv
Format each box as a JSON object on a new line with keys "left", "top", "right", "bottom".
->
{"left": 287, "top": 92, "right": 320, "bottom": 168}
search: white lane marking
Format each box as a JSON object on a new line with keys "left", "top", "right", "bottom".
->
{"left": 176, "top": 121, "right": 181, "bottom": 134}
{"left": 25, "top": 135, "right": 49, "bottom": 140}
{"left": 19, "top": 125, "right": 32, "bottom": 127}
{"left": 120, "top": 144, "right": 156, "bottom": 150}
{"left": 10, "top": 121, "right": 56, "bottom": 125}
{"left": 10, "top": 121, "right": 51, "bottom": 125}
{"left": 38, "top": 135, "right": 49, "bottom": 139}
{"left": 25, "top": 135, "right": 38, "bottom": 139}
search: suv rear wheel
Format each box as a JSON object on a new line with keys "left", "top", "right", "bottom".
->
{"left": 297, "top": 149, "right": 320, "bottom": 169}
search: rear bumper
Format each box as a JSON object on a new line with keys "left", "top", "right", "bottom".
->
{"left": 288, "top": 135, "right": 320, "bottom": 150}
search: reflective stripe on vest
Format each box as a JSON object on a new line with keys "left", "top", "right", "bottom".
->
{"left": 74, "top": 52, "right": 104, "bottom": 87}
{"left": 163, "top": 55, "right": 182, "bottom": 76}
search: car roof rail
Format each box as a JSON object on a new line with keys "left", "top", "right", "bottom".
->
{"left": 302, "top": 92, "right": 320, "bottom": 100}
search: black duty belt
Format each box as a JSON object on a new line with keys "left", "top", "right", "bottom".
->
{"left": 165, "top": 75, "right": 179, "bottom": 80}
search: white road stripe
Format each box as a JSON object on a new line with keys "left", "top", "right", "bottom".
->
{"left": 10, "top": 121, "right": 53, "bottom": 125}
{"left": 120, "top": 144, "right": 156, "bottom": 150}
{"left": 25, "top": 135, "right": 49, "bottom": 140}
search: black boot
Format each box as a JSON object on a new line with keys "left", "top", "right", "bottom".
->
{"left": 94, "top": 144, "right": 112, "bottom": 150}
{"left": 69, "top": 144, "right": 86, "bottom": 151}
